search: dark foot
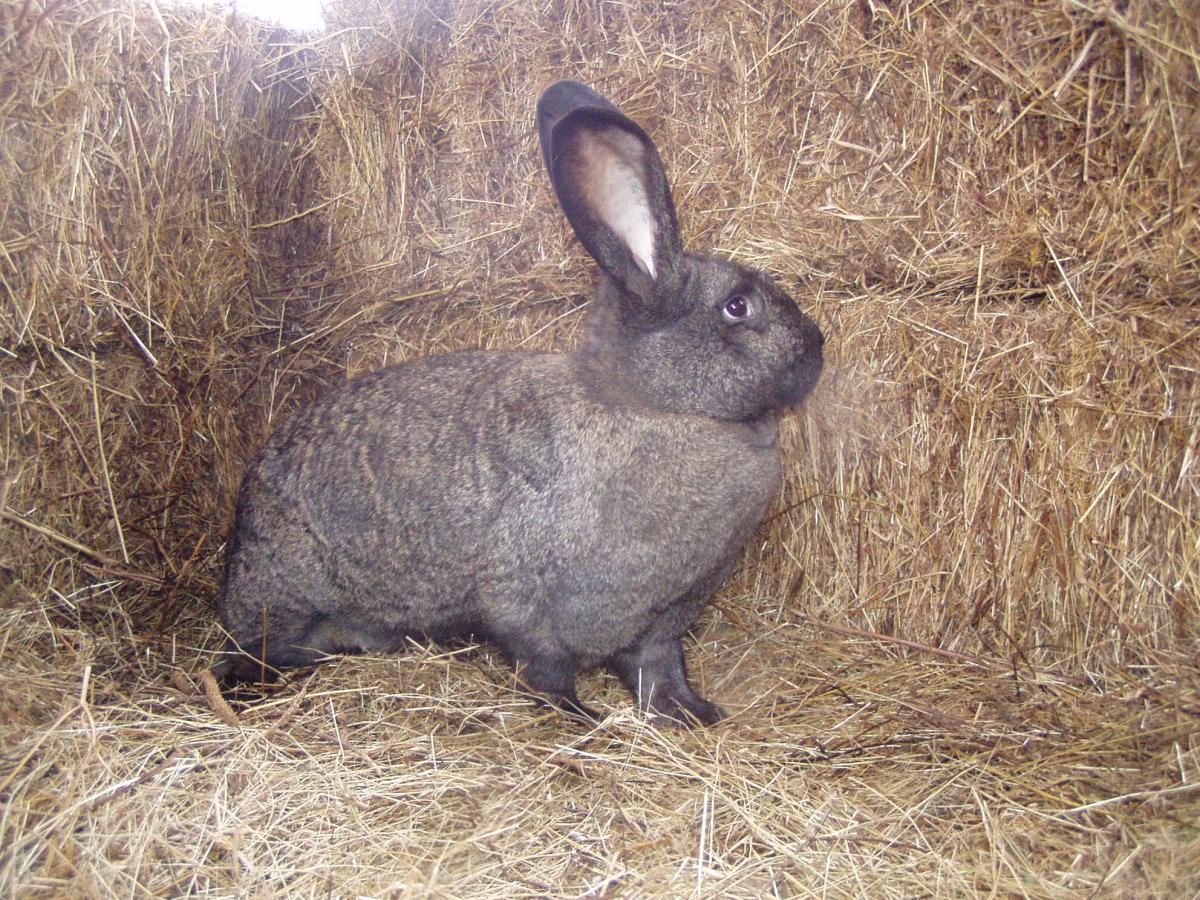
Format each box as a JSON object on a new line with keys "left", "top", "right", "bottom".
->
{"left": 648, "top": 693, "right": 724, "bottom": 727}
{"left": 210, "top": 652, "right": 289, "bottom": 706}
{"left": 211, "top": 651, "right": 280, "bottom": 688}
{"left": 513, "top": 658, "right": 599, "bottom": 723}
{"left": 610, "top": 636, "right": 724, "bottom": 728}
{"left": 530, "top": 690, "right": 602, "bottom": 723}
{"left": 212, "top": 622, "right": 333, "bottom": 690}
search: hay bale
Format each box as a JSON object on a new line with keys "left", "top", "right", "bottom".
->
{"left": 1, "top": 0, "right": 1197, "bottom": 894}
{"left": 0, "top": 0, "right": 328, "bottom": 621}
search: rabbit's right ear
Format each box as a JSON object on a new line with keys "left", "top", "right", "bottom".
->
{"left": 537, "top": 81, "right": 684, "bottom": 325}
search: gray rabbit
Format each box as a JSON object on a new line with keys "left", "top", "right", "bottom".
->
{"left": 213, "top": 81, "right": 824, "bottom": 725}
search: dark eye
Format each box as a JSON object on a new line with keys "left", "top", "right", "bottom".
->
{"left": 722, "top": 294, "right": 752, "bottom": 323}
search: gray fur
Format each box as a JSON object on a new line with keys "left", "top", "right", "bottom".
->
{"left": 214, "top": 81, "right": 824, "bottom": 725}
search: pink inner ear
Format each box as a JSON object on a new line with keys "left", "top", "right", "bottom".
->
{"left": 575, "top": 127, "right": 657, "bottom": 278}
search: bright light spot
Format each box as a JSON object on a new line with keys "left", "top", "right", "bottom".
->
{"left": 170, "top": 0, "right": 326, "bottom": 31}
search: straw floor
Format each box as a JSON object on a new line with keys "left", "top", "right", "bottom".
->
{"left": 1, "top": 0, "right": 1197, "bottom": 895}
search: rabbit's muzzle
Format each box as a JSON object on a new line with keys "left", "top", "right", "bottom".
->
{"left": 778, "top": 315, "right": 824, "bottom": 408}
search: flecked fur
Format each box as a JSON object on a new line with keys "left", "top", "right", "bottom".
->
{"left": 215, "top": 81, "right": 824, "bottom": 724}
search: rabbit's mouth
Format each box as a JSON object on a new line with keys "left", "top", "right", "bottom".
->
{"left": 775, "top": 349, "right": 824, "bottom": 410}
{"left": 778, "top": 318, "right": 825, "bottom": 408}
{"left": 783, "top": 355, "right": 824, "bottom": 407}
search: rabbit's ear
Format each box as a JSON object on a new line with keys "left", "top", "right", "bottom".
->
{"left": 538, "top": 82, "right": 683, "bottom": 319}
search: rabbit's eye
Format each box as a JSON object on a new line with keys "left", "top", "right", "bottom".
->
{"left": 722, "top": 295, "right": 752, "bottom": 322}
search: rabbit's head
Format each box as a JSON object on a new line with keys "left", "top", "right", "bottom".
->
{"left": 538, "top": 81, "right": 824, "bottom": 425}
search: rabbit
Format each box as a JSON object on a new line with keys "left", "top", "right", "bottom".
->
{"left": 212, "top": 80, "right": 824, "bottom": 725}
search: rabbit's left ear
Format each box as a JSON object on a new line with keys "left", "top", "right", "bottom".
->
{"left": 538, "top": 82, "right": 683, "bottom": 319}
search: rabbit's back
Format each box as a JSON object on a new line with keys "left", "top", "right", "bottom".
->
{"left": 219, "top": 349, "right": 781, "bottom": 662}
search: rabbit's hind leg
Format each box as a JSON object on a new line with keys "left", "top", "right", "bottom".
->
{"left": 212, "top": 613, "right": 341, "bottom": 686}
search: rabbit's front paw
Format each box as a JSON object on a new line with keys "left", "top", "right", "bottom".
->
{"left": 513, "top": 656, "right": 600, "bottom": 723}
{"left": 649, "top": 693, "right": 725, "bottom": 728}
{"left": 610, "top": 635, "right": 725, "bottom": 728}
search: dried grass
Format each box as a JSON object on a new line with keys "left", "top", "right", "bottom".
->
{"left": 1, "top": 0, "right": 1198, "bottom": 895}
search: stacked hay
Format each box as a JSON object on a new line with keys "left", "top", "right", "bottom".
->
{"left": 0, "top": 0, "right": 324, "bottom": 630}
{"left": 1, "top": 0, "right": 1197, "bottom": 895}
